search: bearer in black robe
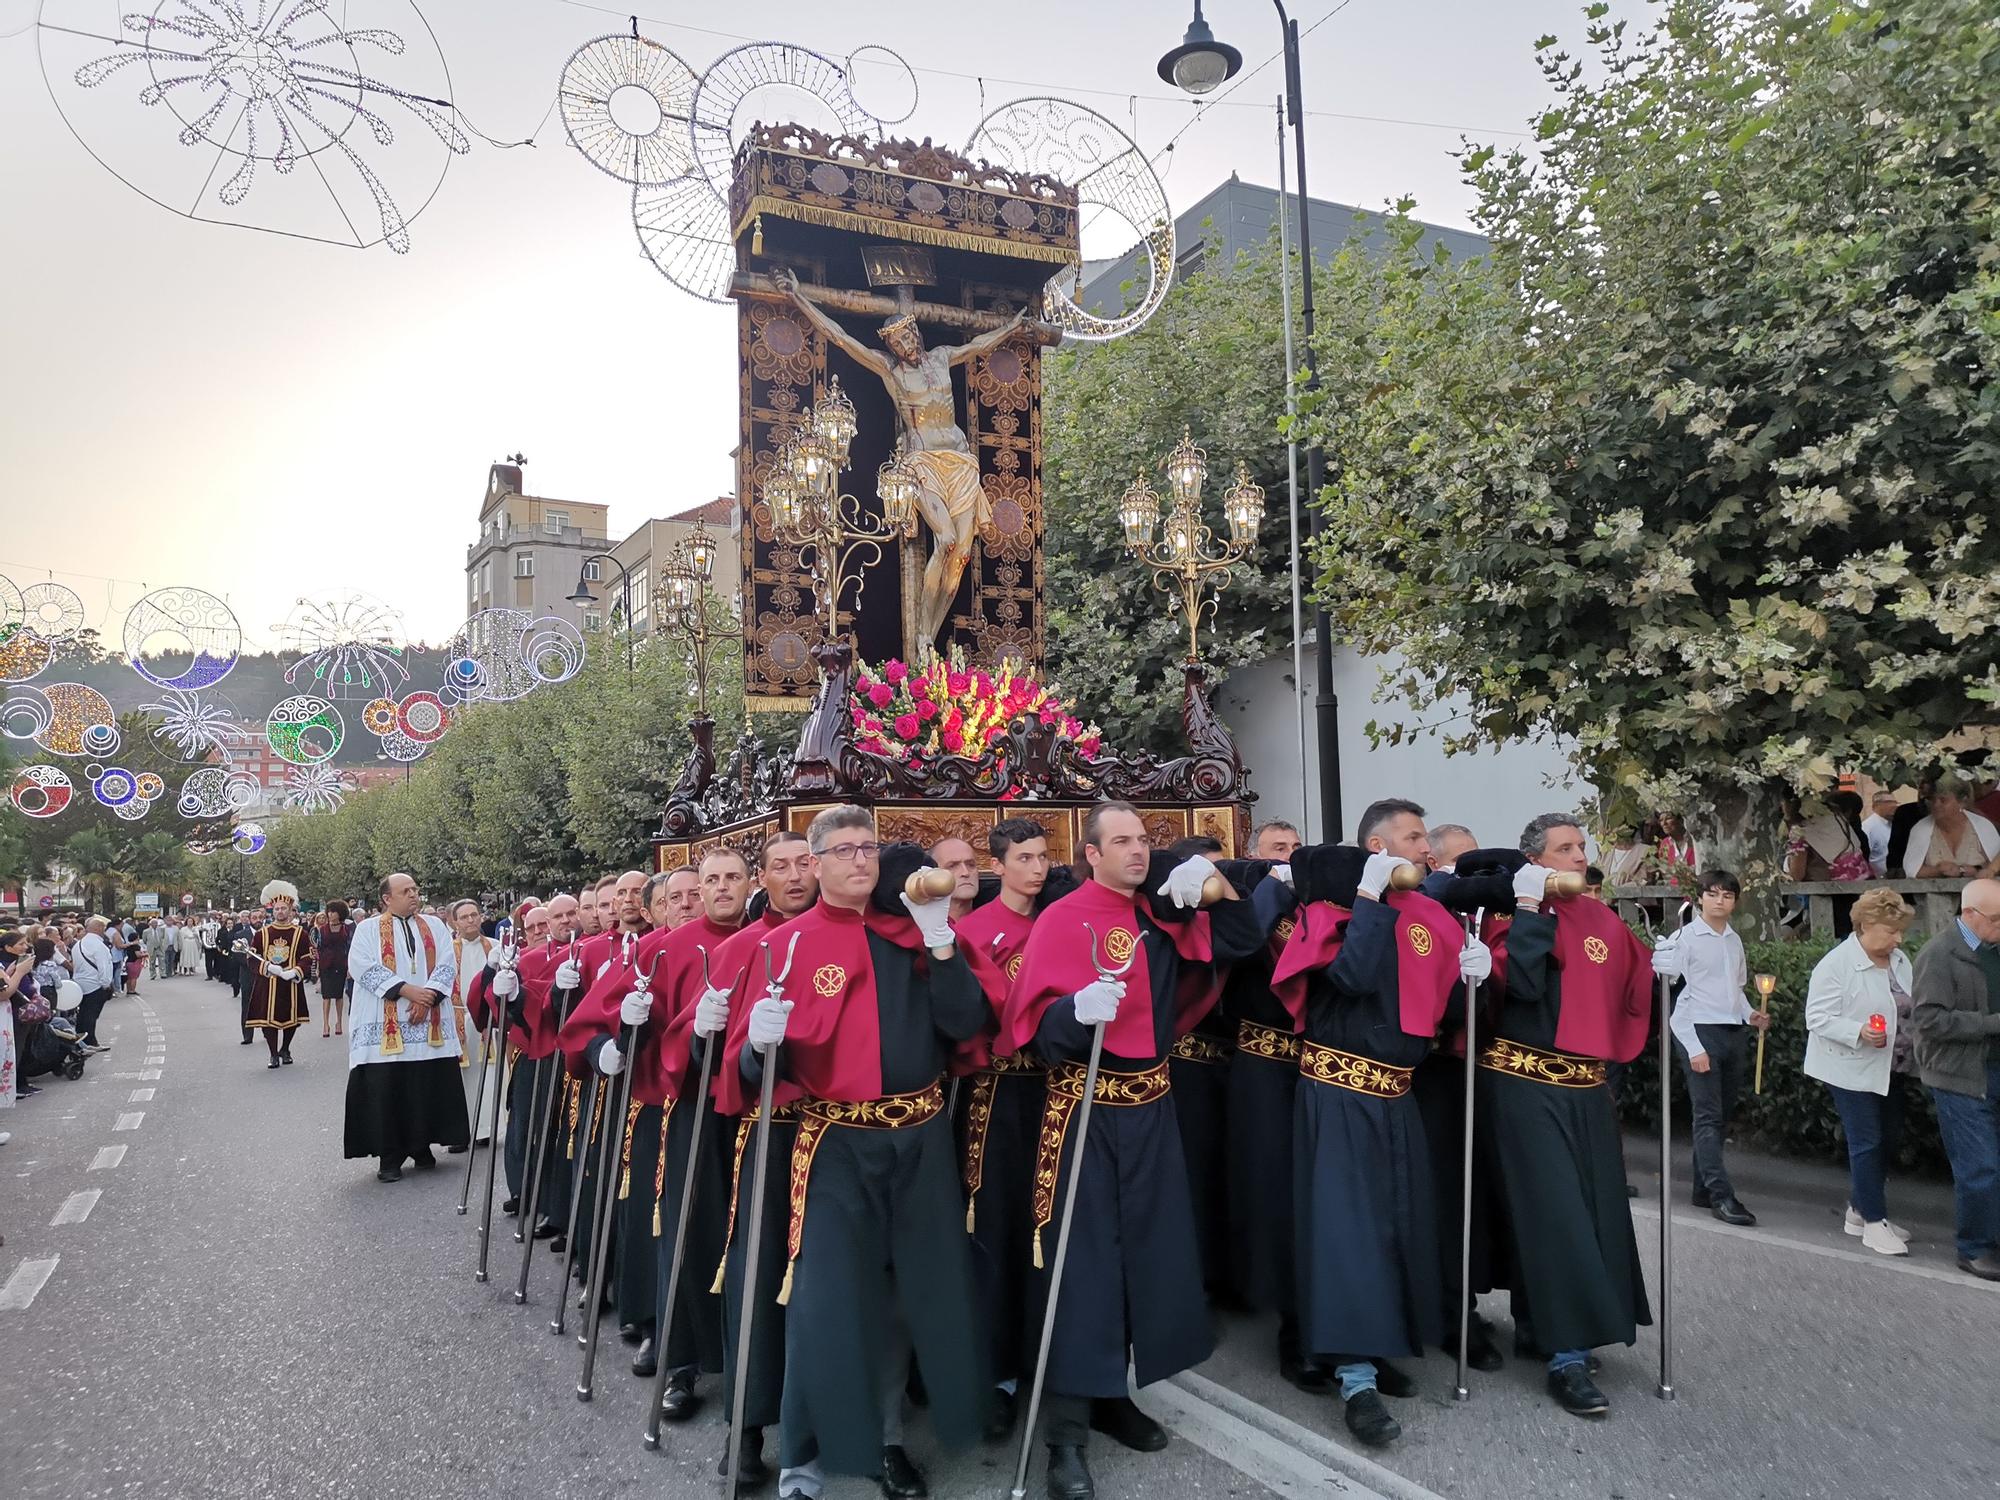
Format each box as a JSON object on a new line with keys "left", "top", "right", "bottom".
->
{"left": 1484, "top": 812, "right": 1653, "bottom": 1418}
{"left": 1283, "top": 804, "right": 1487, "bottom": 1449}
{"left": 732, "top": 807, "right": 995, "bottom": 1500}
{"left": 1002, "top": 800, "right": 1278, "bottom": 1500}
{"left": 1163, "top": 835, "right": 1235, "bottom": 1302}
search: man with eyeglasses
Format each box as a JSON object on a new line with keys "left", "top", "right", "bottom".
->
{"left": 1912, "top": 878, "right": 2000, "bottom": 1280}
{"left": 344, "top": 873, "right": 469, "bottom": 1182}
{"left": 729, "top": 806, "right": 989, "bottom": 1500}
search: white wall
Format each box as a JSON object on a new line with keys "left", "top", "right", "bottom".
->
{"left": 1216, "top": 643, "right": 1588, "bottom": 848}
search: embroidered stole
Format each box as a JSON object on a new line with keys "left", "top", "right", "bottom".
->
{"left": 379, "top": 916, "right": 440, "bottom": 1055}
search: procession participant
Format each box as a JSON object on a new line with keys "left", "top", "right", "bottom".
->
{"left": 1424, "top": 824, "right": 1479, "bottom": 883}
{"left": 953, "top": 816, "right": 1059, "bottom": 1440}
{"left": 1286, "top": 806, "right": 1488, "bottom": 1449}
{"left": 474, "top": 894, "right": 577, "bottom": 1236}
{"left": 568, "top": 870, "right": 653, "bottom": 1296}
{"left": 319, "top": 900, "right": 355, "bottom": 1038}
{"left": 931, "top": 836, "right": 983, "bottom": 923}
{"left": 579, "top": 883, "right": 603, "bottom": 939}
{"left": 1219, "top": 819, "right": 1324, "bottom": 1388}
{"left": 574, "top": 850, "right": 749, "bottom": 1395}
{"left": 345, "top": 874, "right": 468, "bottom": 1182}
{"left": 446, "top": 899, "right": 497, "bottom": 1154}
{"left": 659, "top": 868, "right": 704, "bottom": 930}
{"left": 732, "top": 810, "right": 990, "bottom": 1500}
{"left": 200, "top": 912, "right": 221, "bottom": 981}
{"left": 707, "top": 830, "right": 820, "bottom": 1488}
{"left": 233, "top": 911, "right": 263, "bottom": 1044}
{"left": 1484, "top": 813, "right": 1653, "bottom": 1417}
{"left": 244, "top": 881, "right": 316, "bottom": 1070}
{"left": 1002, "top": 801, "right": 1279, "bottom": 1500}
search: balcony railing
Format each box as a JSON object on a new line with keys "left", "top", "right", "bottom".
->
{"left": 465, "top": 523, "right": 609, "bottom": 559}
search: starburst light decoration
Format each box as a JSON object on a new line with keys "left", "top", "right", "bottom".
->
{"left": 40, "top": 0, "right": 468, "bottom": 252}
{"left": 285, "top": 762, "right": 350, "bottom": 813}
{"left": 277, "top": 593, "right": 409, "bottom": 698}
{"left": 141, "top": 687, "right": 252, "bottom": 763}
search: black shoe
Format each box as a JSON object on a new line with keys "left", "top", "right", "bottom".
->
{"left": 1547, "top": 1363, "right": 1609, "bottom": 1417}
{"left": 984, "top": 1385, "right": 1017, "bottom": 1441}
{"left": 1089, "top": 1395, "right": 1168, "bottom": 1453}
{"left": 717, "top": 1426, "right": 769, "bottom": 1486}
{"left": 533, "top": 1219, "right": 559, "bottom": 1240}
{"left": 240, "top": 1036, "right": 253, "bottom": 1045}
{"left": 619, "top": 1321, "right": 643, "bottom": 1345}
{"left": 1045, "top": 1444, "right": 1094, "bottom": 1500}
{"left": 1342, "top": 1388, "right": 1401, "bottom": 1447}
{"left": 1690, "top": 1187, "right": 1712, "bottom": 1209}
{"left": 280, "top": 1053, "right": 294, "bottom": 1065}
{"left": 267, "top": 1058, "right": 282, "bottom": 1069}
{"left": 1626, "top": 1183, "right": 1639, "bottom": 1198}
{"left": 446, "top": 1144, "right": 469, "bottom": 1154}
{"left": 475, "top": 1136, "right": 492, "bottom": 1148}
{"left": 376, "top": 1166, "right": 403, "bottom": 1183}
{"left": 659, "top": 1368, "right": 699, "bottom": 1422}
{"left": 1711, "top": 1196, "right": 1756, "bottom": 1227}
{"left": 1370, "top": 1359, "right": 1418, "bottom": 1398}
{"left": 878, "top": 1444, "right": 927, "bottom": 1498}
{"left": 1280, "top": 1344, "right": 1334, "bottom": 1393}
{"left": 502, "top": 1197, "right": 520, "bottom": 1215}
{"left": 410, "top": 1149, "right": 436, "bottom": 1170}
{"left": 548, "top": 1235, "right": 566, "bottom": 1254}
{"left": 630, "top": 1337, "right": 656, "bottom": 1378}
{"left": 1443, "top": 1316, "right": 1505, "bottom": 1374}
{"left": 1957, "top": 1253, "right": 2000, "bottom": 1281}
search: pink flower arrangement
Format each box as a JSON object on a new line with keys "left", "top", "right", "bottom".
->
{"left": 847, "top": 644, "right": 1105, "bottom": 770}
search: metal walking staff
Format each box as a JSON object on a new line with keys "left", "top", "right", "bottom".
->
{"left": 721, "top": 933, "right": 799, "bottom": 1500}
{"left": 1640, "top": 899, "right": 1691, "bottom": 1402}
{"left": 515, "top": 938, "right": 581, "bottom": 1303}
{"left": 1452, "top": 906, "right": 1487, "bottom": 1405}
{"left": 473, "top": 924, "right": 518, "bottom": 1281}
{"left": 644, "top": 945, "right": 722, "bottom": 1451}
{"left": 1010, "top": 922, "right": 1134, "bottom": 1500}
{"left": 578, "top": 944, "right": 658, "bottom": 1400}
{"left": 550, "top": 1067, "right": 602, "bottom": 1338}
{"left": 458, "top": 923, "right": 516, "bottom": 1215}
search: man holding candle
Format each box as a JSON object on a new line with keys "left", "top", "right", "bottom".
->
{"left": 1650, "top": 870, "right": 1769, "bottom": 1228}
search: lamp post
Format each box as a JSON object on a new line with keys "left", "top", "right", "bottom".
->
{"left": 1118, "top": 429, "right": 1263, "bottom": 665}
{"left": 568, "top": 552, "right": 634, "bottom": 679}
{"left": 1160, "top": 0, "right": 1343, "bottom": 839}
{"left": 762, "top": 374, "right": 915, "bottom": 650}
{"left": 655, "top": 522, "right": 735, "bottom": 718}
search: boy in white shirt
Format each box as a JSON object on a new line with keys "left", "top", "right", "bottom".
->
{"left": 1652, "top": 870, "right": 1770, "bottom": 1226}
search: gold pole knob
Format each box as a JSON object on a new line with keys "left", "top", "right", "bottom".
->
{"left": 905, "top": 867, "right": 958, "bottom": 902}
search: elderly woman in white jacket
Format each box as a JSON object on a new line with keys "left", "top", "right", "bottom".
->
{"left": 1803, "top": 887, "right": 1918, "bottom": 1257}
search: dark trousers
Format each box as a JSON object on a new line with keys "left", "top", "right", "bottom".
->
{"left": 1826, "top": 1076, "right": 1915, "bottom": 1224}
{"left": 204, "top": 949, "right": 217, "bottom": 980}
{"left": 1931, "top": 1061, "right": 2000, "bottom": 1262}
{"left": 1674, "top": 1023, "right": 1749, "bottom": 1200}
{"left": 77, "top": 987, "right": 112, "bottom": 1047}
{"left": 238, "top": 978, "right": 254, "bottom": 1041}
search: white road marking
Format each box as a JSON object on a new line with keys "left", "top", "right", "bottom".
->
{"left": 51, "top": 1190, "right": 102, "bottom": 1226}
{"left": 113, "top": 1112, "right": 144, "bottom": 1131}
{"left": 0, "top": 1257, "right": 60, "bottom": 1311}
{"left": 139, "top": 1069, "right": 161, "bottom": 1080}
{"left": 1159, "top": 1369, "right": 1438, "bottom": 1499}
{"left": 89, "top": 1146, "right": 127, "bottom": 1171}
{"left": 129, "top": 1088, "right": 155, "bottom": 1102}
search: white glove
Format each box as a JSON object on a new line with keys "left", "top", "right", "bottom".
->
{"left": 1073, "top": 976, "right": 1126, "bottom": 1026}
{"left": 491, "top": 968, "right": 520, "bottom": 1000}
{"left": 1512, "top": 865, "right": 1552, "bottom": 904}
{"left": 747, "top": 997, "right": 792, "bottom": 1049}
{"left": 554, "top": 958, "right": 582, "bottom": 990}
{"left": 1268, "top": 864, "right": 1294, "bottom": 889}
{"left": 693, "top": 985, "right": 730, "bottom": 1038}
{"left": 280, "top": 966, "right": 301, "bottom": 983}
{"left": 1158, "top": 854, "right": 1218, "bottom": 910}
{"left": 1459, "top": 937, "right": 1493, "bottom": 983}
{"left": 1358, "top": 852, "right": 1413, "bottom": 900}
{"left": 1651, "top": 937, "right": 1683, "bottom": 978}
{"left": 901, "top": 892, "right": 956, "bottom": 949}
{"left": 597, "top": 1038, "right": 625, "bottom": 1076}
{"left": 620, "top": 989, "right": 653, "bottom": 1028}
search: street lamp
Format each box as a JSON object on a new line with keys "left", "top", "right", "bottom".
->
{"left": 1120, "top": 430, "right": 1262, "bottom": 665}
{"left": 1160, "top": 0, "right": 1343, "bottom": 840}
{"left": 568, "top": 552, "right": 634, "bottom": 678}
{"left": 655, "top": 523, "right": 734, "bottom": 718}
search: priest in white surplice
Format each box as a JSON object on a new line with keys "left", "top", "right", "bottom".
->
{"left": 345, "top": 872, "right": 470, "bottom": 1182}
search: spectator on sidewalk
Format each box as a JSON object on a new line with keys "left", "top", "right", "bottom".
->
{"left": 1886, "top": 777, "right": 1934, "bottom": 881}
{"left": 120, "top": 919, "right": 144, "bottom": 995}
{"left": 1903, "top": 775, "right": 2000, "bottom": 880}
{"left": 1652, "top": 869, "right": 1767, "bottom": 1226}
{"left": 72, "top": 916, "right": 118, "bottom": 1053}
{"left": 1862, "top": 791, "right": 1901, "bottom": 878}
{"left": 1803, "top": 888, "right": 1918, "bottom": 1257}
{"left": 1913, "top": 878, "right": 2000, "bottom": 1281}
{"left": 1655, "top": 812, "right": 1700, "bottom": 876}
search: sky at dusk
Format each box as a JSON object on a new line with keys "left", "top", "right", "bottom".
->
{"left": 0, "top": 0, "right": 1581, "bottom": 652}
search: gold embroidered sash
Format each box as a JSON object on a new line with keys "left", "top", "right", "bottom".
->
{"left": 958, "top": 1056, "right": 1049, "bottom": 1234}
{"left": 1299, "top": 1041, "right": 1414, "bottom": 1099}
{"left": 617, "top": 1097, "right": 643, "bottom": 1200}
{"left": 1477, "top": 1039, "right": 1608, "bottom": 1089}
{"left": 709, "top": 1102, "right": 802, "bottom": 1294}
{"left": 1236, "top": 1019, "right": 1303, "bottom": 1063}
{"left": 1170, "top": 1032, "right": 1232, "bottom": 1066}
{"left": 1030, "top": 1060, "right": 1171, "bottom": 1268}
{"left": 779, "top": 1083, "right": 947, "bottom": 1305}
{"left": 650, "top": 1098, "right": 678, "bottom": 1236}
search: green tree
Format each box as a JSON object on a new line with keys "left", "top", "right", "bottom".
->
{"left": 124, "top": 830, "right": 189, "bottom": 903}
{"left": 1298, "top": 0, "right": 2000, "bottom": 919}
{"left": 60, "top": 828, "right": 122, "bottom": 915}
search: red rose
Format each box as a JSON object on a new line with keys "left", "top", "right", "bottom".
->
{"left": 884, "top": 660, "right": 909, "bottom": 684}
{"left": 946, "top": 671, "right": 971, "bottom": 695}
{"left": 868, "top": 683, "right": 894, "bottom": 709}
{"left": 916, "top": 700, "right": 938, "bottom": 721}
{"left": 893, "top": 714, "right": 920, "bottom": 739}
{"left": 941, "top": 726, "right": 965, "bottom": 753}
{"left": 854, "top": 675, "right": 873, "bottom": 695}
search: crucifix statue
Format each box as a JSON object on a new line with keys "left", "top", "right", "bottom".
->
{"left": 770, "top": 266, "right": 1031, "bottom": 659}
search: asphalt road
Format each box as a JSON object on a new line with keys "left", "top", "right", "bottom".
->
{"left": 4, "top": 971, "right": 1993, "bottom": 1500}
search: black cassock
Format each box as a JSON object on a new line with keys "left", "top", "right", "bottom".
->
{"left": 1481, "top": 910, "right": 1649, "bottom": 1355}
{"left": 745, "top": 930, "right": 988, "bottom": 1477}
{"left": 501, "top": 1057, "right": 573, "bottom": 1227}
{"left": 718, "top": 1104, "right": 797, "bottom": 1430}
{"left": 645, "top": 1091, "right": 729, "bottom": 1377}
{"left": 1222, "top": 933, "right": 1298, "bottom": 1315}
{"left": 1030, "top": 891, "right": 1270, "bottom": 1416}
{"left": 1294, "top": 896, "right": 1443, "bottom": 1364}
{"left": 1168, "top": 1007, "right": 1233, "bottom": 1295}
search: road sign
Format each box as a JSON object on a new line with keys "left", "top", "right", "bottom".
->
{"left": 39, "top": 895, "right": 55, "bottom": 910}
{"left": 181, "top": 892, "right": 195, "bottom": 906}
{"left": 135, "top": 892, "right": 160, "bottom": 913}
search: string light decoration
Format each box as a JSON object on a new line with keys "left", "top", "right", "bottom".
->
{"left": 178, "top": 765, "right": 262, "bottom": 819}
{"left": 523, "top": 616, "right": 587, "bottom": 688}
{"left": 1, "top": 685, "right": 52, "bottom": 743}
{"left": 0, "top": 574, "right": 21, "bottom": 644}
{"left": 89, "top": 764, "right": 138, "bottom": 808}
{"left": 285, "top": 763, "right": 351, "bottom": 814}
{"left": 40, "top": 0, "right": 468, "bottom": 253}
{"left": 10, "top": 765, "right": 74, "bottom": 819}
{"left": 377, "top": 728, "right": 429, "bottom": 763}
{"left": 361, "top": 697, "right": 401, "bottom": 736}
{"left": 124, "top": 587, "right": 241, "bottom": 691}
{"left": 266, "top": 693, "right": 345, "bottom": 766}
{"left": 277, "top": 594, "right": 410, "bottom": 699}
{"left": 20, "top": 582, "right": 85, "bottom": 641}
{"left": 36, "top": 683, "right": 120, "bottom": 758}
{"left": 558, "top": 32, "right": 701, "bottom": 188}
{"left": 439, "top": 609, "right": 585, "bottom": 706}
{"left": 140, "top": 687, "right": 252, "bottom": 764}
{"left": 0, "top": 627, "right": 54, "bottom": 684}
{"left": 232, "top": 822, "right": 267, "bottom": 856}
{"left": 394, "top": 690, "right": 449, "bottom": 743}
